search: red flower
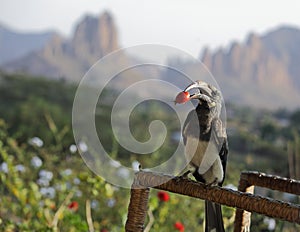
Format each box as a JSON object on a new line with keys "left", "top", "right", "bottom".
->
{"left": 174, "top": 221, "right": 185, "bottom": 231}
{"left": 157, "top": 191, "right": 170, "bottom": 202}
{"left": 100, "top": 229, "right": 108, "bottom": 232}
{"left": 68, "top": 201, "right": 79, "bottom": 211}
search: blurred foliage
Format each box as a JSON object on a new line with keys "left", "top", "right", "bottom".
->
{"left": 0, "top": 73, "right": 299, "bottom": 231}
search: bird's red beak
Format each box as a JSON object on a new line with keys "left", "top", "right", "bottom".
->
{"left": 174, "top": 91, "right": 190, "bottom": 104}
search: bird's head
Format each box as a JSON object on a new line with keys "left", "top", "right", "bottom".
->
{"left": 174, "top": 80, "right": 220, "bottom": 108}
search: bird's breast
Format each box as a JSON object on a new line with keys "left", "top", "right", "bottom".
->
{"left": 185, "top": 137, "right": 208, "bottom": 166}
{"left": 185, "top": 135, "right": 220, "bottom": 175}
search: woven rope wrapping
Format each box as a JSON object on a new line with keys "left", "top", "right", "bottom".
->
{"left": 125, "top": 171, "right": 300, "bottom": 232}
{"left": 125, "top": 177, "right": 150, "bottom": 232}
{"left": 234, "top": 175, "right": 255, "bottom": 232}
{"left": 128, "top": 171, "right": 300, "bottom": 222}
{"left": 234, "top": 171, "right": 300, "bottom": 232}
{"left": 241, "top": 171, "right": 300, "bottom": 194}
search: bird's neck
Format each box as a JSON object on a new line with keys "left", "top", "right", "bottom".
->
{"left": 195, "top": 104, "right": 213, "bottom": 135}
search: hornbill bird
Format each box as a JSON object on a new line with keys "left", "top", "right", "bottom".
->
{"left": 175, "top": 80, "right": 228, "bottom": 232}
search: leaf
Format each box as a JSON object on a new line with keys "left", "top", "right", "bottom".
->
{"left": 44, "top": 113, "right": 58, "bottom": 135}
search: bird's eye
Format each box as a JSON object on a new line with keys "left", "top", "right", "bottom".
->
{"left": 189, "top": 89, "right": 199, "bottom": 95}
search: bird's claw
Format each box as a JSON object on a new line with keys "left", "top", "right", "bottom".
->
{"left": 204, "top": 178, "right": 219, "bottom": 189}
{"left": 174, "top": 171, "right": 191, "bottom": 183}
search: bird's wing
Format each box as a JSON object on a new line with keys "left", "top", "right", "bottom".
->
{"left": 182, "top": 109, "right": 198, "bottom": 145}
{"left": 182, "top": 109, "right": 228, "bottom": 184}
{"left": 211, "top": 118, "right": 228, "bottom": 186}
{"left": 183, "top": 109, "right": 218, "bottom": 174}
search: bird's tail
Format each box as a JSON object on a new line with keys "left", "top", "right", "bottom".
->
{"left": 205, "top": 200, "right": 225, "bottom": 232}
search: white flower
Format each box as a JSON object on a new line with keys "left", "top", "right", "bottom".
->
{"left": 107, "top": 198, "right": 116, "bottom": 208}
{"left": 132, "top": 160, "right": 140, "bottom": 171}
{"left": 66, "top": 181, "right": 72, "bottom": 189}
{"left": 75, "top": 190, "right": 82, "bottom": 197}
{"left": 91, "top": 199, "right": 99, "bottom": 209}
{"left": 28, "top": 137, "right": 44, "bottom": 147}
{"left": 54, "top": 183, "right": 63, "bottom": 191}
{"left": 264, "top": 217, "right": 276, "bottom": 230}
{"left": 15, "top": 164, "right": 26, "bottom": 172}
{"left": 78, "top": 141, "right": 88, "bottom": 152}
{"left": 73, "top": 178, "right": 80, "bottom": 185}
{"left": 31, "top": 156, "right": 43, "bottom": 168}
{"left": 69, "top": 144, "right": 77, "bottom": 153}
{"left": 268, "top": 219, "right": 276, "bottom": 230}
{"left": 39, "top": 201, "right": 45, "bottom": 207}
{"left": 61, "top": 169, "right": 72, "bottom": 176}
{"left": 40, "top": 187, "right": 56, "bottom": 199}
{"left": 0, "top": 162, "right": 8, "bottom": 173}
{"left": 39, "top": 170, "right": 53, "bottom": 181}
{"left": 37, "top": 178, "right": 50, "bottom": 187}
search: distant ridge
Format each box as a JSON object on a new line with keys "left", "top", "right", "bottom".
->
{"left": 0, "top": 24, "right": 55, "bottom": 64}
{"left": 2, "top": 11, "right": 119, "bottom": 81}
{"left": 198, "top": 26, "right": 300, "bottom": 109}
{"left": 1, "top": 11, "right": 300, "bottom": 109}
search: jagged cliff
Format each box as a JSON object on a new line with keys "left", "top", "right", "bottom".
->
{"left": 2, "top": 12, "right": 300, "bottom": 108}
{"left": 199, "top": 27, "right": 300, "bottom": 108}
{"left": 3, "top": 11, "right": 119, "bottom": 81}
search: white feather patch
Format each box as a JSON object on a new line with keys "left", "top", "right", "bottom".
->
{"left": 185, "top": 136, "right": 220, "bottom": 175}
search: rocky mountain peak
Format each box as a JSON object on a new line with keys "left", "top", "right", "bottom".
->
{"left": 3, "top": 11, "right": 120, "bottom": 81}
{"left": 246, "top": 33, "right": 261, "bottom": 47}
{"left": 72, "top": 11, "right": 118, "bottom": 61}
{"left": 42, "top": 33, "right": 66, "bottom": 58}
{"left": 2, "top": 13, "right": 300, "bottom": 109}
{"left": 200, "top": 27, "right": 300, "bottom": 108}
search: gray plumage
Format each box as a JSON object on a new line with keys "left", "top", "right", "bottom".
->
{"left": 181, "top": 81, "right": 228, "bottom": 232}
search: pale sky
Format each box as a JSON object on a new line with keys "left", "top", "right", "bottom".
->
{"left": 1, "top": 0, "right": 300, "bottom": 57}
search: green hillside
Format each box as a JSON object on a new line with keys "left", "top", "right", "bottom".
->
{"left": 0, "top": 72, "right": 299, "bottom": 231}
